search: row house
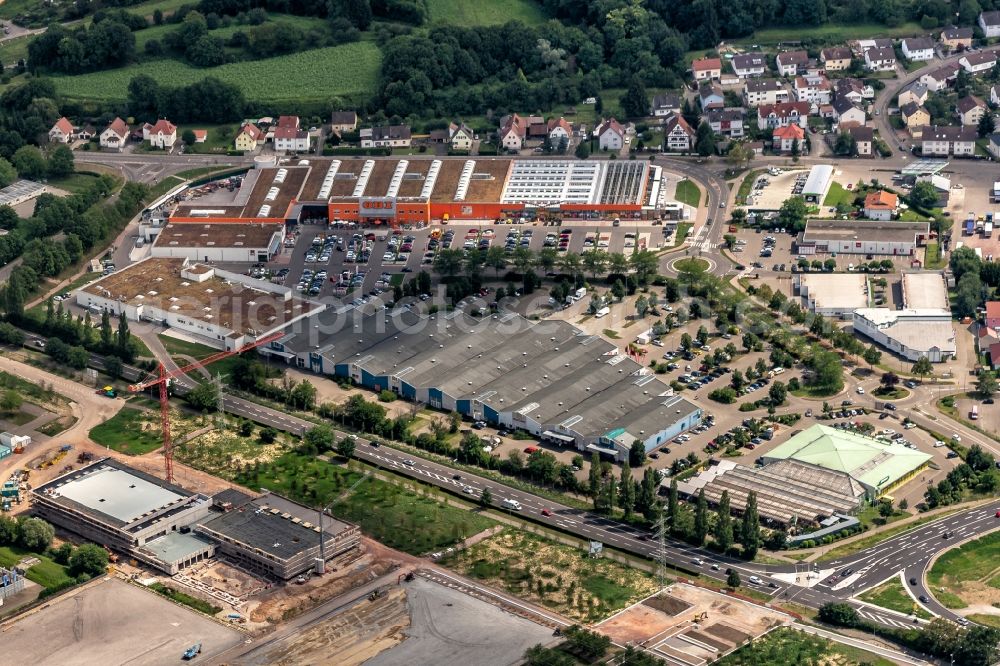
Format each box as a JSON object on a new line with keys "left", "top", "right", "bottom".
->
{"left": 901, "top": 102, "right": 931, "bottom": 136}
{"left": 897, "top": 82, "right": 929, "bottom": 108}
{"left": 651, "top": 92, "right": 682, "bottom": 119}
{"left": 831, "top": 97, "right": 866, "bottom": 127}
{"left": 960, "top": 51, "right": 997, "bottom": 75}
{"left": 744, "top": 78, "right": 788, "bottom": 106}
{"left": 596, "top": 118, "right": 626, "bottom": 151}
{"left": 663, "top": 114, "right": 696, "bottom": 151}
{"left": 901, "top": 37, "right": 935, "bottom": 61}
{"left": 978, "top": 10, "right": 1000, "bottom": 38}
{"left": 794, "top": 74, "right": 832, "bottom": 105}
{"left": 360, "top": 124, "right": 411, "bottom": 149}
{"left": 920, "top": 125, "right": 977, "bottom": 156}
{"left": 920, "top": 64, "right": 959, "bottom": 92}
{"left": 864, "top": 47, "right": 897, "bottom": 72}
{"left": 773, "top": 124, "right": 804, "bottom": 152}
{"left": 703, "top": 108, "right": 746, "bottom": 138}
{"left": 776, "top": 50, "right": 810, "bottom": 77}
{"left": 732, "top": 52, "right": 768, "bottom": 78}
{"left": 940, "top": 26, "right": 973, "bottom": 51}
{"left": 847, "top": 125, "right": 874, "bottom": 156}
{"left": 757, "top": 102, "right": 810, "bottom": 130}
{"left": 820, "top": 47, "right": 853, "bottom": 71}
{"left": 956, "top": 95, "right": 987, "bottom": 126}
{"left": 692, "top": 57, "right": 722, "bottom": 81}
{"left": 699, "top": 82, "right": 725, "bottom": 110}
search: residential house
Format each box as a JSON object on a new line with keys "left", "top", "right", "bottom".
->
{"left": 940, "top": 26, "right": 973, "bottom": 51}
{"left": 274, "top": 116, "right": 310, "bottom": 153}
{"left": 834, "top": 78, "right": 873, "bottom": 105}
{"left": 330, "top": 111, "right": 357, "bottom": 134}
{"left": 100, "top": 117, "right": 129, "bottom": 151}
{"left": 897, "top": 82, "right": 929, "bottom": 108}
{"left": 988, "top": 133, "right": 1000, "bottom": 159}
{"left": 820, "top": 47, "right": 853, "bottom": 71}
{"left": 847, "top": 125, "right": 874, "bottom": 156}
{"left": 498, "top": 114, "right": 526, "bottom": 151}
{"left": 756, "top": 102, "right": 810, "bottom": 130}
{"left": 49, "top": 117, "right": 74, "bottom": 144}
{"left": 956, "top": 95, "right": 987, "bottom": 126}
{"left": 864, "top": 47, "right": 896, "bottom": 72}
{"left": 692, "top": 57, "right": 722, "bottom": 81}
{"left": 699, "top": 82, "right": 725, "bottom": 110}
{"left": 773, "top": 124, "right": 805, "bottom": 152}
{"left": 143, "top": 119, "right": 177, "bottom": 149}
{"left": 960, "top": 51, "right": 997, "bottom": 75}
{"left": 920, "top": 125, "right": 977, "bottom": 156}
{"left": 978, "top": 10, "right": 1000, "bottom": 38}
{"left": 359, "top": 125, "right": 410, "bottom": 149}
{"left": 75, "top": 125, "right": 95, "bottom": 141}
{"left": 776, "top": 50, "right": 809, "bottom": 77}
{"left": 596, "top": 118, "right": 625, "bottom": 151}
{"left": 704, "top": 108, "right": 746, "bottom": 138}
{"left": 234, "top": 123, "right": 264, "bottom": 152}
{"left": 977, "top": 324, "right": 1000, "bottom": 352}
{"left": 986, "top": 301, "right": 1000, "bottom": 330}
{"left": 448, "top": 122, "right": 475, "bottom": 151}
{"left": 901, "top": 103, "right": 932, "bottom": 137}
{"left": 901, "top": 37, "right": 935, "bottom": 61}
{"left": 990, "top": 342, "right": 1000, "bottom": 370}
{"left": 854, "top": 38, "right": 893, "bottom": 54}
{"left": 651, "top": 92, "right": 682, "bottom": 119}
{"left": 744, "top": 78, "right": 788, "bottom": 106}
{"left": 546, "top": 117, "right": 573, "bottom": 144}
{"left": 663, "top": 114, "right": 696, "bottom": 152}
{"left": 191, "top": 130, "right": 207, "bottom": 144}
{"left": 794, "top": 74, "right": 832, "bottom": 105}
{"left": 732, "top": 52, "right": 768, "bottom": 78}
{"left": 863, "top": 190, "right": 899, "bottom": 220}
{"left": 920, "top": 65, "right": 959, "bottom": 92}
{"left": 525, "top": 116, "right": 548, "bottom": 142}
{"left": 832, "top": 97, "right": 866, "bottom": 127}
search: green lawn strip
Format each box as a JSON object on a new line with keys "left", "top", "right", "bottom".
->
{"left": 674, "top": 179, "right": 701, "bottom": 207}
{"left": 0, "top": 545, "right": 73, "bottom": 591}
{"left": 736, "top": 169, "right": 765, "bottom": 203}
{"left": 0, "top": 370, "right": 69, "bottom": 407}
{"left": 145, "top": 176, "right": 185, "bottom": 202}
{"left": 928, "top": 531, "right": 1000, "bottom": 608}
{"left": 715, "top": 626, "right": 896, "bottom": 666}
{"left": 1, "top": 409, "right": 38, "bottom": 426}
{"left": 670, "top": 222, "right": 692, "bottom": 248}
{"left": 37, "top": 415, "right": 77, "bottom": 436}
{"left": 967, "top": 614, "right": 1000, "bottom": 629}
{"left": 925, "top": 242, "right": 944, "bottom": 269}
{"left": 158, "top": 334, "right": 219, "bottom": 360}
{"left": 859, "top": 577, "right": 930, "bottom": 618}
{"left": 823, "top": 181, "right": 855, "bottom": 207}
{"left": 427, "top": 0, "right": 547, "bottom": 25}
{"left": 235, "top": 453, "right": 494, "bottom": 555}
{"left": 148, "top": 582, "right": 221, "bottom": 615}
{"left": 46, "top": 171, "right": 105, "bottom": 195}
{"left": 602, "top": 329, "right": 620, "bottom": 339}
{"left": 88, "top": 406, "right": 164, "bottom": 455}
{"left": 53, "top": 41, "right": 381, "bottom": 104}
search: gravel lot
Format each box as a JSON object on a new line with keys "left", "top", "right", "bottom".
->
{"left": 2, "top": 578, "right": 242, "bottom": 665}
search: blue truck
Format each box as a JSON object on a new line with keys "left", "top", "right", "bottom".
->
{"left": 965, "top": 219, "right": 975, "bottom": 235}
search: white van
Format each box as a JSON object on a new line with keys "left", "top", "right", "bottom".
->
{"left": 595, "top": 306, "right": 610, "bottom": 318}
{"left": 575, "top": 287, "right": 587, "bottom": 300}
{"left": 501, "top": 498, "right": 522, "bottom": 511}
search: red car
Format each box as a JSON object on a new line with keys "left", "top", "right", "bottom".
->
{"left": 523, "top": 446, "right": 539, "bottom": 454}
{"left": 541, "top": 509, "right": 553, "bottom": 517}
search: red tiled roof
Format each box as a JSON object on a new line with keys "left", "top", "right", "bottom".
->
{"left": 864, "top": 190, "right": 898, "bottom": 210}
{"left": 53, "top": 117, "right": 73, "bottom": 135}
{"left": 990, "top": 342, "right": 1000, "bottom": 367}
{"left": 597, "top": 118, "right": 625, "bottom": 137}
{"left": 986, "top": 301, "right": 1000, "bottom": 320}
{"left": 547, "top": 117, "right": 572, "bottom": 134}
{"left": 147, "top": 119, "right": 176, "bottom": 135}
{"left": 239, "top": 123, "right": 264, "bottom": 141}
{"left": 692, "top": 57, "right": 722, "bottom": 71}
{"left": 276, "top": 115, "right": 299, "bottom": 129}
{"left": 192, "top": 130, "right": 207, "bottom": 141}
{"left": 773, "top": 124, "right": 805, "bottom": 140}
{"left": 107, "top": 117, "right": 128, "bottom": 138}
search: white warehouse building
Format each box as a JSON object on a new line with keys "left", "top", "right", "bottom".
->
{"left": 853, "top": 308, "right": 956, "bottom": 362}
{"left": 796, "top": 219, "right": 929, "bottom": 256}
{"left": 151, "top": 222, "right": 284, "bottom": 263}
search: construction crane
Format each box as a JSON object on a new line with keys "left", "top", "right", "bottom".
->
{"left": 128, "top": 332, "right": 284, "bottom": 483}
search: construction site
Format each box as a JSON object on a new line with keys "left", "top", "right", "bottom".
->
{"left": 597, "top": 583, "right": 790, "bottom": 665}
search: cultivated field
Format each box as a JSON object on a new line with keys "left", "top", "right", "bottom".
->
{"left": 52, "top": 41, "right": 381, "bottom": 103}
{"left": 1, "top": 578, "right": 242, "bottom": 665}
{"left": 427, "top": 0, "right": 547, "bottom": 25}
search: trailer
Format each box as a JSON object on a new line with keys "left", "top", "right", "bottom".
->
{"left": 985, "top": 222, "right": 994, "bottom": 238}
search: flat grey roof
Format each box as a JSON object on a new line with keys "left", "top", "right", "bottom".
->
{"left": 141, "top": 531, "right": 215, "bottom": 564}
{"left": 51, "top": 466, "right": 187, "bottom": 524}
{"left": 802, "top": 219, "right": 929, "bottom": 243}
{"left": 798, "top": 274, "right": 869, "bottom": 310}
{"left": 902, "top": 272, "right": 948, "bottom": 309}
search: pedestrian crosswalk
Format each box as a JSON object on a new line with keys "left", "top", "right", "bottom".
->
{"left": 856, "top": 608, "right": 920, "bottom": 629}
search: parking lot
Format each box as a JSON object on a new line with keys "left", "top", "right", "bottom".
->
{"left": 217, "top": 220, "right": 676, "bottom": 305}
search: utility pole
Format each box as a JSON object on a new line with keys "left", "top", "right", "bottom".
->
{"left": 654, "top": 507, "right": 670, "bottom": 589}
{"left": 215, "top": 372, "right": 225, "bottom": 427}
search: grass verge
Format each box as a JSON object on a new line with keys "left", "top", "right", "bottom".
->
{"left": 440, "top": 528, "right": 658, "bottom": 622}
{"left": 89, "top": 406, "right": 164, "bottom": 455}
{"left": 859, "top": 577, "right": 931, "bottom": 619}
{"left": 148, "top": 582, "right": 222, "bottom": 615}
{"left": 0, "top": 545, "right": 73, "bottom": 591}
{"left": 674, "top": 179, "right": 702, "bottom": 207}
{"left": 927, "top": 530, "right": 1000, "bottom": 609}
{"left": 715, "top": 626, "right": 895, "bottom": 666}
{"left": 823, "top": 181, "right": 855, "bottom": 208}
{"left": 968, "top": 613, "right": 1000, "bottom": 629}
